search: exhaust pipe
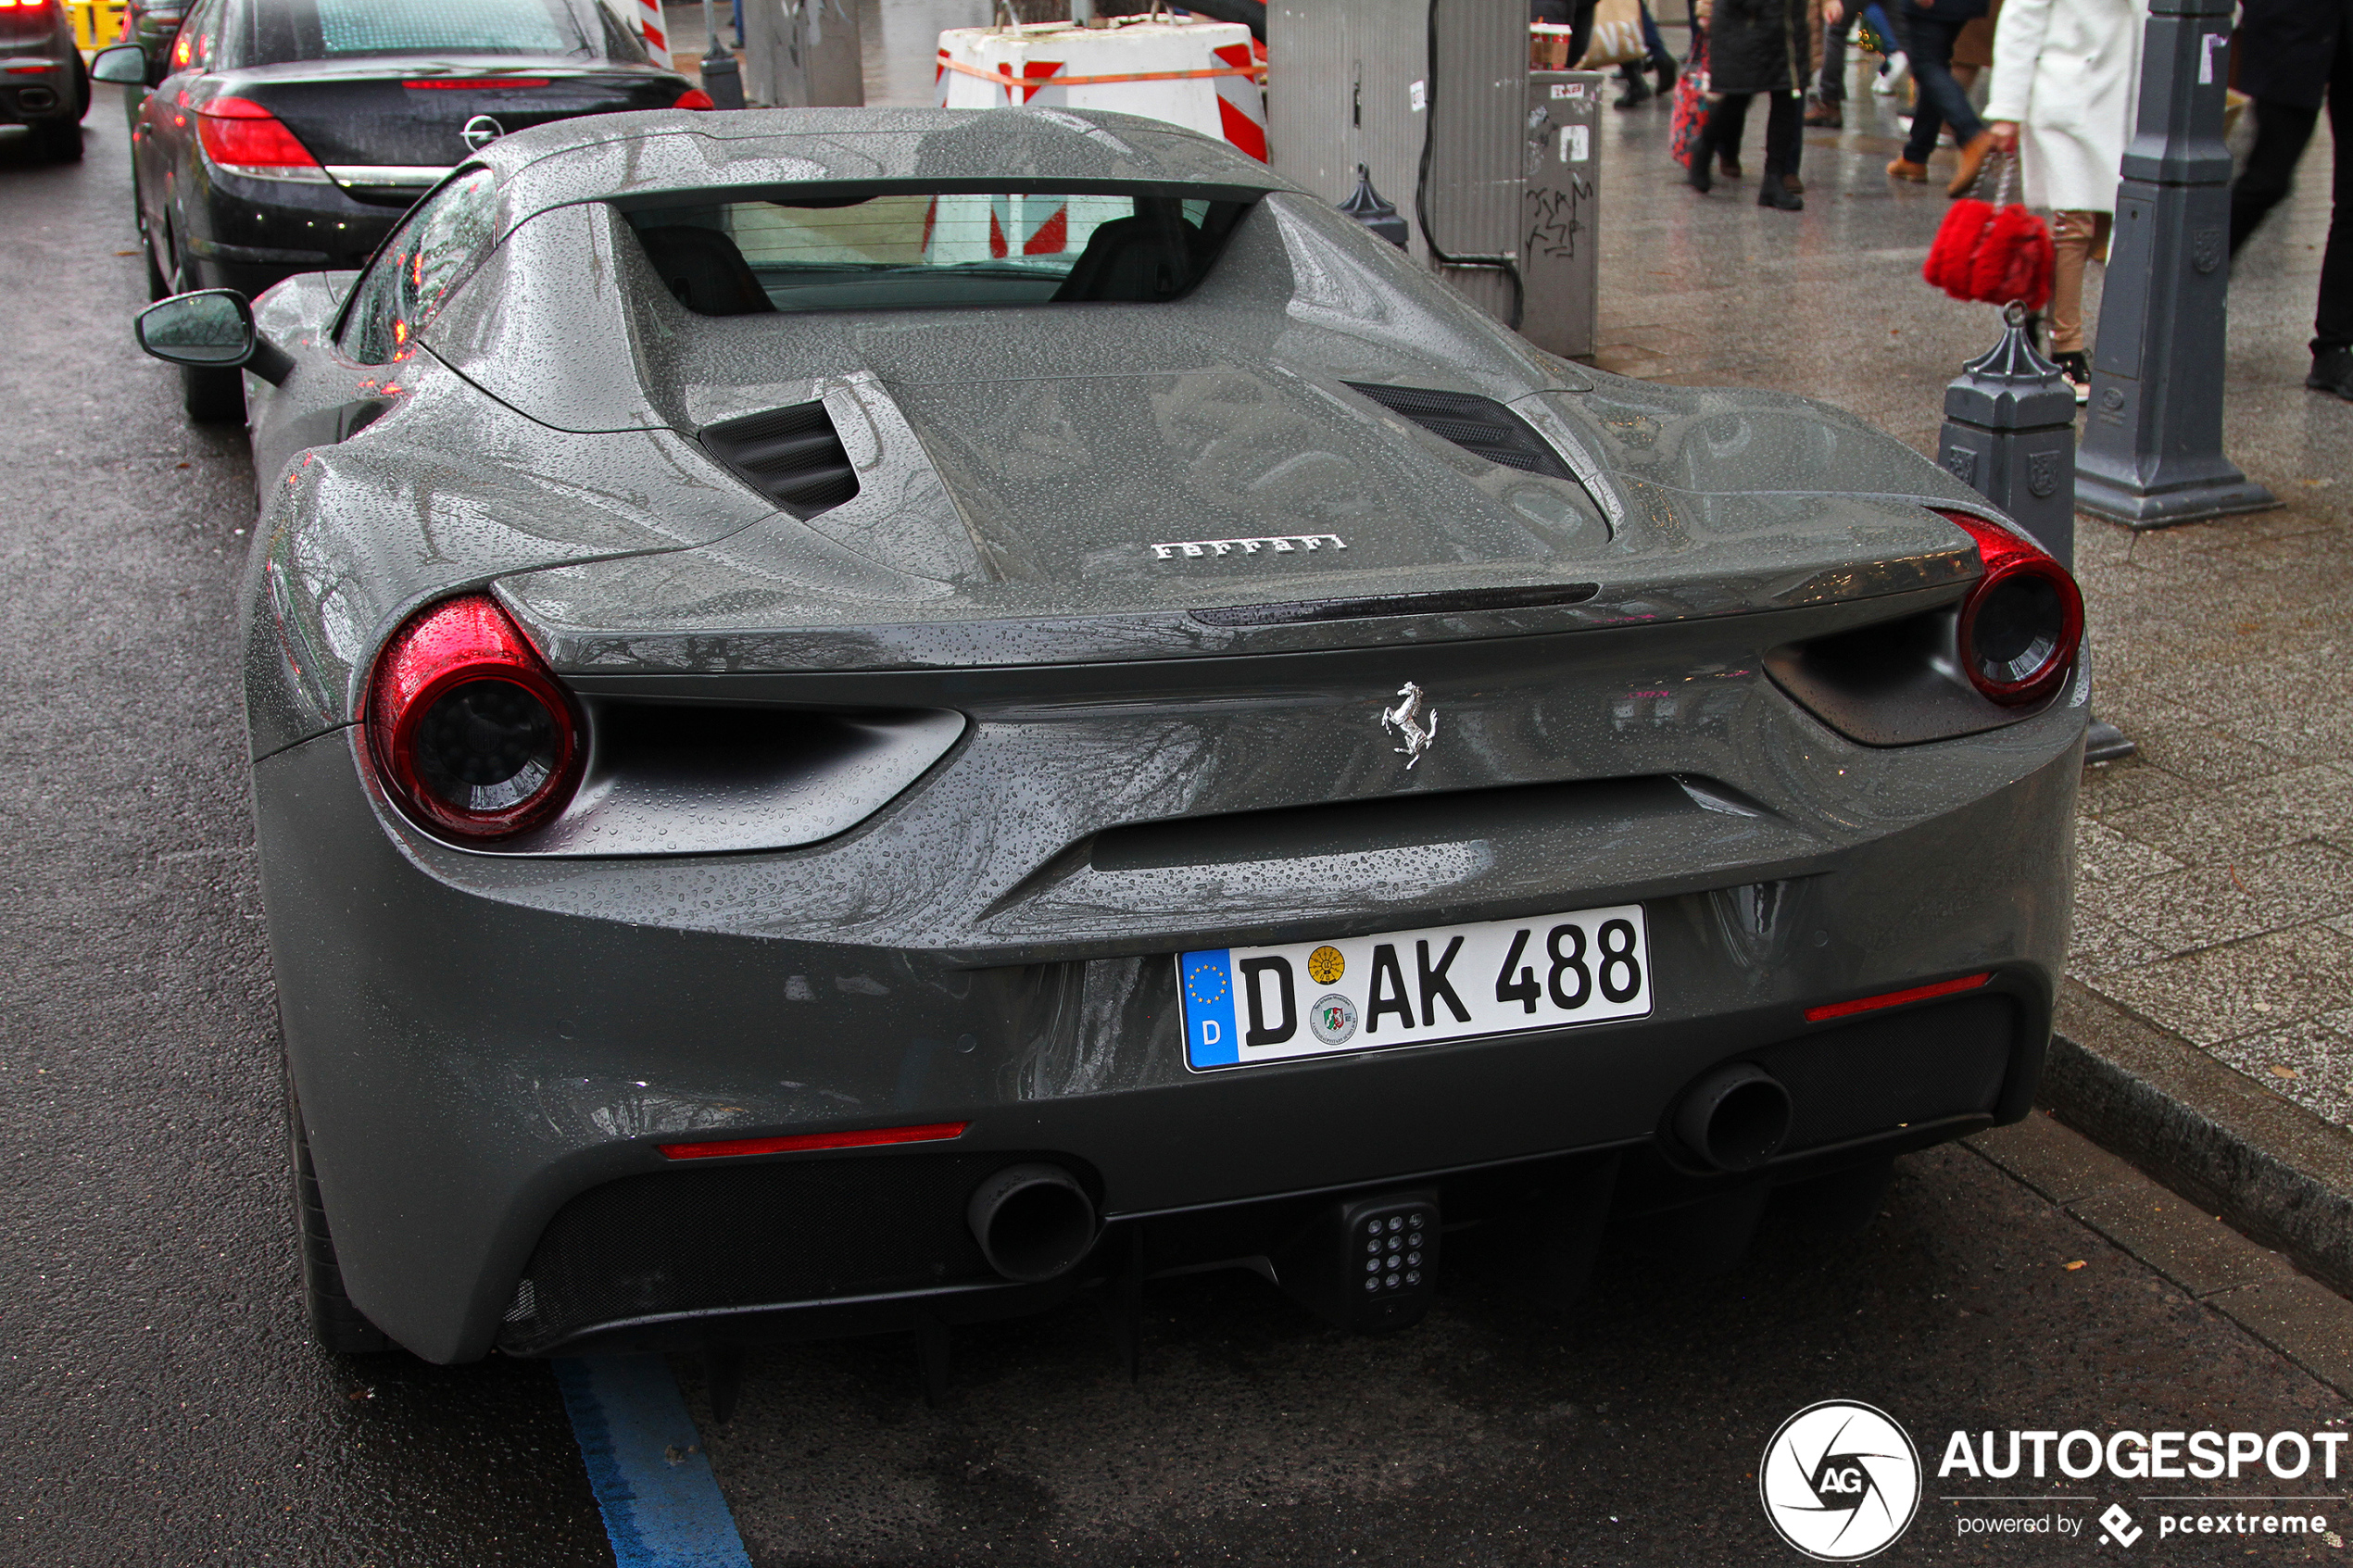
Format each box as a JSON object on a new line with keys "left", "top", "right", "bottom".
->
{"left": 1673, "top": 1062, "right": 1793, "bottom": 1172}
{"left": 967, "top": 1163, "right": 1097, "bottom": 1284}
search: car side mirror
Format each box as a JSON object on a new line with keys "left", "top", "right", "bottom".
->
{"left": 91, "top": 44, "right": 147, "bottom": 86}
{"left": 134, "top": 289, "right": 296, "bottom": 385}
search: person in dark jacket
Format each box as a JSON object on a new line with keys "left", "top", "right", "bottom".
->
{"left": 1685, "top": 0, "right": 1809, "bottom": 209}
{"left": 2231, "top": 0, "right": 2353, "bottom": 399}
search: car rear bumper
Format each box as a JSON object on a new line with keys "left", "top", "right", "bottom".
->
{"left": 183, "top": 169, "right": 410, "bottom": 293}
{"left": 0, "top": 58, "right": 74, "bottom": 124}
{"left": 257, "top": 718, "right": 2079, "bottom": 1362}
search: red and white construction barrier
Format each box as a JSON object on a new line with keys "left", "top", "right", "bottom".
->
{"left": 616, "top": 0, "right": 673, "bottom": 69}
{"left": 935, "top": 17, "right": 1267, "bottom": 162}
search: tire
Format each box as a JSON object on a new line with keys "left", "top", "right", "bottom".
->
{"left": 287, "top": 1073, "right": 393, "bottom": 1356}
{"left": 73, "top": 49, "right": 90, "bottom": 120}
{"left": 37, "top": 118, "right": 82, "bottom": 162}
{"left": 171, "top": 262, "right": 246, "bottom": 422}
{"left": 142, "top": 223, "right": 169, "bottom": 302}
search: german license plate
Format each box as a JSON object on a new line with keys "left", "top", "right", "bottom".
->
{"left": 1176, "top": 904, "right": 1651, "bottom": 1071}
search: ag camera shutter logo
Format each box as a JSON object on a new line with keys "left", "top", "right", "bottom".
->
{"left": 1760, "top": 1400, "right": 1922, "bottom": 1561}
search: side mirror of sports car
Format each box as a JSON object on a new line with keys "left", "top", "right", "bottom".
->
{"left": 134, "top": 290, "right": 296, "bottom": 386}
{"left": 91, "top": 45, "right": 148, "bottom": 86}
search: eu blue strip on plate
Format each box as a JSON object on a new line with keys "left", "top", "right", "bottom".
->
{"left": 552, "top": 1355, "right": 754, "bottom": 1568}
{"left": 1180, "top": 947, "right": 1237, "bottom": 1067}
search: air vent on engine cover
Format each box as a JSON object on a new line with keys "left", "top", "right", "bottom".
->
{"left": 699, "top": 401, "right": 860, "bottom": 520}
{"left": 1346, "top": 383, "right": 1578, "bottom": 482}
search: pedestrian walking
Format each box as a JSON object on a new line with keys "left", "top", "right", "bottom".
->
{"left": 1983, "top": 0, "right": 2145, "bottom": 401}
{"left": 1809, "top": 0, "right": 1902, "bottom": 126}
{"left": 1612, "top": 2, "right": 1682, "bottom": 107}
{"left": 1685, "top": 0, "right": 1809, "bottom": 209}
{"left": 1864, "top": 0, "right": 1996, "bottom": 194}
{"left": 2229, "top": 0, "right": 2353, "bottom": 400}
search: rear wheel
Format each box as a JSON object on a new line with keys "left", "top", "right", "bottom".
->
{"left": 287, "top": 1072, "right": 392, "bottom": 1356}
{"left": 171, "top": 262, "right": 245, "bottom": 422}
{"left": 141, "top": 220, "right": 169, "bottom": 302}
{"left": 72, "top": 49, "right": 89, "bottom": 120}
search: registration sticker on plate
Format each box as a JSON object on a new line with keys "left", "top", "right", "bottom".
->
{"left": 1177, "top": 904, "right": 1650, "bottom": 1071}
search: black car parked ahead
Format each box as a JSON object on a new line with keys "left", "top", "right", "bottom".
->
{"left": 97, "top": 0, "right": 707, "bottom": 418}
{"left": 1, "top": 0, "right": 91, "bottom": 161}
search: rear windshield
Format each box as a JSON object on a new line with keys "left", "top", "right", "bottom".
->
{"left": 623, "top": 190, "right": 1252, "bottom": 315}
{"left": 220, "top": 0, "right": 644, "bottom": 67}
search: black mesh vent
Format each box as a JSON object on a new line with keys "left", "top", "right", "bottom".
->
{"left": 1345, "top": 383, "right": 1578, "bottom": 481}
{"left": 501, "top": 1150, "right": 1056, "bottom": 1352}
{"left": 699, "top": 401, "right": 860, "bottom": 519}
{"left": 1756, "top": 994, "right": 2017, "bottom": 1150}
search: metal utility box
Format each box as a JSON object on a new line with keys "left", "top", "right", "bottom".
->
{"left": 1521, "top": 70, "right": 1604, "bottom": 359}
{"left": 1267, "top": 0, "right": 1526, "bottom": 327}
{"left": 742, "top": 0, "right": 865, "bottom": 107}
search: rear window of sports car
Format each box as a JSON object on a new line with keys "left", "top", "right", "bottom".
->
{"left": 623, "top": 189, "right": 1254, "bottom": 315}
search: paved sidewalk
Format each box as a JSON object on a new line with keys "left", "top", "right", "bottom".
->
{"left": 1590, "top": 66, "right": 2353, "bottom": 1284}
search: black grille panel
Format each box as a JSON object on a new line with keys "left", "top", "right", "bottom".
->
{"left": 1757, "top": 994, "right": 2017, "bottom": 1150}
{"left": 502, "top": 1150, "right": 1045, "bottom": 1352}
{"left": 1345, "top": 383, "right": 1578, "bottom": 481}
{"left": 700, "top": 401, "right": 860, "bottom": 519}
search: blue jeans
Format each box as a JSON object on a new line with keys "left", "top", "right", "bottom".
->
{"left": 1899, "top": 10, "right": 1986, "bottom": 162}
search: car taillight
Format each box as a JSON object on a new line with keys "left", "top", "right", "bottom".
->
{"left": 366, "top": 595, "right": 584, "bottom": 841}
{"left": 1937, "top": 508, "right": 2083, "bottom": 706}
{"left": 195, "top": 96, "right": 327, "bottom": 181}
{"left": 674, "top": 87, "right": 716, "bottom": 109}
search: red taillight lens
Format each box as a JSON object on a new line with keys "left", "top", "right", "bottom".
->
{"left": 673, "top": 87, "right": 716, "bottom": 109}
{"left": 366, "top": 595, "right": 583, "bottom": 842}
{"left": 195, "top": 96, "right": 321, "bottom": 172}
{"left": 1937, "top": 509, "right": 2083, "bottom": 707}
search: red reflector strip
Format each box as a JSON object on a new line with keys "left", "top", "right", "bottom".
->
{"left": 1806, "top": 972, "right": 1994, "bottom": 1023}
{"left": 406, "top": 77, "right": 550, "bottom": 88}
{"left": 658, "top": 1121, "right": 969, "bottom": 1160}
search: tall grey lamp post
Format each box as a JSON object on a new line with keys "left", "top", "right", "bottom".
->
{"left": 699, "top": 0, "right": 747, "bottom": 107}
{"left": 2074, "top": 0, "right": 2275, "bottom": 527}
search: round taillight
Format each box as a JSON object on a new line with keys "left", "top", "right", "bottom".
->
{"left": 366, "top": 595, "right": 583, "bottom": 841}
{"left": 1938, "top": 510, "right": 2084, "bottom": 706}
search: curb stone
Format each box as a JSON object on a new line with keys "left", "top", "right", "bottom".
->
{"left": 2043, "top": 977, "right": 2353, "bottom": 1304}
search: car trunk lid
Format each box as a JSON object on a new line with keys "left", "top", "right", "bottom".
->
{"left": 223, "top": 60, "right": 685, "bottom": 198}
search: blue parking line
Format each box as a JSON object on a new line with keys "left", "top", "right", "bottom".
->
{"left": 552, "top": 1356, "right": 754, "bottom": 1568}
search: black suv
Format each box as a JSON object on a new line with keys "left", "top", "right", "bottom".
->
{"left": 2, "top": 0, "right": 91, "bottom": 161}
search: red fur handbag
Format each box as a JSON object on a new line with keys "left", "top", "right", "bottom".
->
{"left": 1922, "top": 154, "right": 2053, "bottom": 311}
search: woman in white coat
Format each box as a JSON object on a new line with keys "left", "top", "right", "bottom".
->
{"left": 1983, "top": 0, "right": 2146, "bottom": 398}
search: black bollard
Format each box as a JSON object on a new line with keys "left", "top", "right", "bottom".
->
{"left": 2073, "top": 0, "right": 2273, "bottom": 526}
{"left": 1938, "top": 302, "right": 2079, "bottom": 566}
{"left": 699, "top": 0, "right": 747, "bottom": 108}
{"left": 1938, "top": 305, "right": 2135, "bottom": 763}
{"left": 1337, "top": 164, "right": 1411, "bottom": 250}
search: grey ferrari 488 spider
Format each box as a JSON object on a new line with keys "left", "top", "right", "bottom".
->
{"left": 133, "top": 106, "right": 2084, "bottom": 1365}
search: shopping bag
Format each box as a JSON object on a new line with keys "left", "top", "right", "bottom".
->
{"left": 1578, "top": 0, "right": 1647, "bottom": 67}
{"left": 1668, "top": 35, "right": 1709, "bottom": 166}
{"left": 1922, "top": 154, "right": 2054, "bottom": 311}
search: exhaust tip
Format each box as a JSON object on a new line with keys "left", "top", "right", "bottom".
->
{"left": 1673, "top": 1062, "right": 1793, "bottom": 1172}
{"left": 967, "top": 1162, "right": 1097, "bottom": 1284}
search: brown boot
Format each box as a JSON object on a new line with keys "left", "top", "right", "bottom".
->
{"left": 1804, "top": 97, "right": 1843, "bottom": 128}
{"left": 1886, "top": 157, "right": 1928, "bottom": 182}
{"left": 1946, "top": 131, "right": 1995, "bottom": 196}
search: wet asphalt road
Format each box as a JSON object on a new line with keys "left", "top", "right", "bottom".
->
{"left": 2, "top": 107, "right": 2347, "bottom": 1568}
